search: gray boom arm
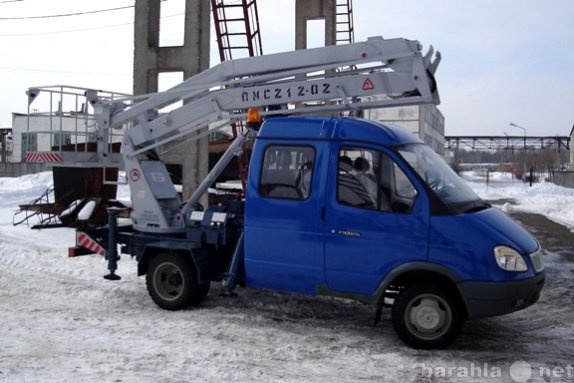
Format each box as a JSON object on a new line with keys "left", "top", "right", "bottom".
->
{"left": 101, "top": 36, "right": 439, "bottom": 156}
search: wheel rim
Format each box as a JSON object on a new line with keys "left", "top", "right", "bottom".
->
{"left": 153, "top": 262, "right": 184, "bottom": 301}
{"left": 405, "top": 294, "right": 452, "bottom": 340}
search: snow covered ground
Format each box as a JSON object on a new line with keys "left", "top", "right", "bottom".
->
{"left": 461, "top": 171, "right": 574, "bottom": 232}
{"left": 0, "top": 172, "right": 573, "bottom": 383}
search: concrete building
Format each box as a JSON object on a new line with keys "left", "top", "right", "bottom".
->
{"left": 362, "top": 102, "right": 445, "bottom": 155}
{"left": 9, "top": 113, "right": 125, "bottom": 163}
{"left": 10, "top": 113, "right": 74, "bottom": 163}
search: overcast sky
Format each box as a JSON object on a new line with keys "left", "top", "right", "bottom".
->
{"left": 0, "top": 0, "right": 572, "bottom": 137}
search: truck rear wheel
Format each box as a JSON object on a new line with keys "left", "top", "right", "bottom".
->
{"left": 391, "top": 284, "right": 463, "bottom": 349}
{"left": 146, "top": 252, "right": 208, "bottom": 310}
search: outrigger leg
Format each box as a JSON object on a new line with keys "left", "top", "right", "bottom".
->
{"left": 221, "top": 231, "right": 244, "bottom": 296}
{"left": 104, "top": 208, "right": 121, "bottom": 281}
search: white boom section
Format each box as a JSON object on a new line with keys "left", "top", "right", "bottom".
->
{"left": 96, "top": 36, "right": 441, "bottom": 233}
{"left": 99, "top": 36, "right": 439, "bottom": 157}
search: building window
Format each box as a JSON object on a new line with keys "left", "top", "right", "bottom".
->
{"left": 21, "top": 132, "right": 37, "bottom": 159}
{"left": 53, "top": 133, "right": 72, "bottom": 148}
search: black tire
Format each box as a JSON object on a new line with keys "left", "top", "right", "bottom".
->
{"left": 146, "top": 252, "right": 207, "bottom": 310}
{"left": 391, "top": 284, "right": 463, "bottom": 349}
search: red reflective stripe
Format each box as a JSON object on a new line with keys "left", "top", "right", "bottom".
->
{"left": 25, "top": 152, "right": 64, "bottom": 163}
{"left": 76, "top": 232, "right": 106, "bottom": 256}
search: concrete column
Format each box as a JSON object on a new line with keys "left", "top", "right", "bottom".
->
{"left": 295, "top": 0, "right": 336, "bottom": 50}
{"left": 133, "top": 0, "right": 210, "bottom": 201}
{"left": 133, "top": 0, "right": 161, "bottom": 95}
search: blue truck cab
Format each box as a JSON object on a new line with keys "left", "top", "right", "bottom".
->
{"left": 241, "top": 115, "right": 545, "bottom": 348}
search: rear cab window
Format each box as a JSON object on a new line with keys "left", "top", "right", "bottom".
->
{"left": 259, "top": 145, "right": 315, "bottom": 200}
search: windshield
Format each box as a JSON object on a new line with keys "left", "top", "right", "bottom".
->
{"left": 398, "top": 144, "right": 486, "bottom": 212}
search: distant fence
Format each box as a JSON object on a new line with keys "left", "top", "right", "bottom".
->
{"left": 0, "top": 162, "right": 52, "bottom": 177}
{"left": 553, "top": 171, "right": 574, "bottom": 189}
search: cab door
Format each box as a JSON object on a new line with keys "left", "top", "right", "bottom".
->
{"left": 324, "top": 145, "right": 430, "bottom": 295}
{"left": 244, "top": 141, "right": 328, "bottom": 295}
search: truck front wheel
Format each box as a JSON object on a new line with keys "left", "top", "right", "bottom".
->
{"left": 146, "top": 252, "right": 207, "bottom": 310}
{"left": 391, "top": 284, "right": 463, "bottom": 349}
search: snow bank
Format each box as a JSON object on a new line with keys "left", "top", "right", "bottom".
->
{"left": 462, "top": 172, "right": 574, "bottom": 231}
{"left": 0, "top": 172, "right": 52, "bottom": 205}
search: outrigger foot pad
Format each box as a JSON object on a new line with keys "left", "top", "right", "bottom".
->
{"left": 104, "top": 272, "right": 121, "bottom": 281}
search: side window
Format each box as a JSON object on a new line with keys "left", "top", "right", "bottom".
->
{"left": 338, "top": 148, "right": 379, "bottom": 210}
{"left": 383, "top": 160, "right": 418, "bottom": 213}
{"left": 337, "top": 147, "right": 417, "bottom": 213}
{"left": 259, "top": 145, "right": 315, "bottom": 200}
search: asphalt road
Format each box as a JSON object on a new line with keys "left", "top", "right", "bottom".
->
{"left": 510, "top": 211, "right": 574, "bottom": 260}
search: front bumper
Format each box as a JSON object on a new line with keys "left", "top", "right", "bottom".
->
{"left": 458, "top": 271, "right": 545, "bottom": 318}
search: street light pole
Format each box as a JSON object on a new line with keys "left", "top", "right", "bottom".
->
{"left": 509, "top": 122, "right": 531, "bottom": 186}
{"left": 509, "top": 122, "right": 527, "bottom": 149}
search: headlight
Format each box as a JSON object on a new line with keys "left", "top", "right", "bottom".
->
{"left": 494, "top": 246, "right": 528, "bottom": 272}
